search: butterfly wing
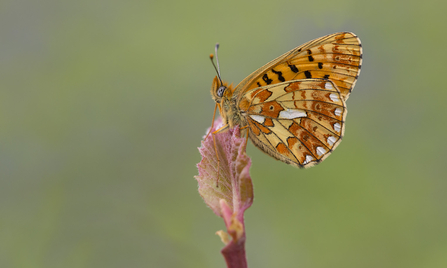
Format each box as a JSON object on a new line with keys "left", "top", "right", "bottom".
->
{"left": 234, "top": 32, "right": 362, "bottom": 101}
{"left": 241, "top": 79, "right": 346, "bottom": 167}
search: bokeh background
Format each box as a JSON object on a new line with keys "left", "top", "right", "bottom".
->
{"left": 1, "top": 0, "right": 446, "bottom": 267}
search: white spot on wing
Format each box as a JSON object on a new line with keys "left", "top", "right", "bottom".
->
{"left": 316, "top": 146, "right": 326, "bottom": 157}
{"left": 329, "top": 93, "right": 339, "bottom": 102}
{"left": 334, "top": 108, "right": 342, "bottom": 116}
{"left": 333, "top": 122, "right": 341, "bottom": 132}
{"left": 327, "top": 136, "right": 337, "bottom": 146}
{"left": 325, "top": 82, "right": 333, "bottom": 90}
{"left": 303, "top": 155, "right": 314, "bottom": 165}
{"left": 250, "top": 115, "right": 265, "bottom": 124}
{"left": 279, "top": 109, "right": 307, "bottom": 119}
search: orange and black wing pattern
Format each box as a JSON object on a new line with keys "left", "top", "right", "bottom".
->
{"left": 234, "top": 32, "right": 362, "bottom": 101}
{"left": 240, "top": 79, "right": 346, "bottom": 167}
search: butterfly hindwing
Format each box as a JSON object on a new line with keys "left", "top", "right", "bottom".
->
{"left": 234, "top": 32, "right": 362, "bottom": 101}
{"left": 242, "top": 79, "right": 346, "bottom": 167}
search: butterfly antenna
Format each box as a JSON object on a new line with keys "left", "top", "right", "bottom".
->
{"left": 209, "top": 43, "right": 224, "bottom": 86}
{"left": 214, "top": 43, "right": 222, "bottom": 78}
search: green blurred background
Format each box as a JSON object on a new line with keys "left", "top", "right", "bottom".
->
{"left": 1, "top": 0, "right": 446, "bottom": 267}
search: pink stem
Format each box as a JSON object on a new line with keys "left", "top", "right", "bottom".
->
{"left": 221, "top": 233, "right": 247, "bottom": 268}
{"left": 220, "top": 212, "right": 248, "bottom": 268}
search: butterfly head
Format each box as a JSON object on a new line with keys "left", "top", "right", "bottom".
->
{"left": 209, "top": 44, "right": 233, "bottom": 103}
{"left": 211, "top": 76, "right": 233, "bottom": 103}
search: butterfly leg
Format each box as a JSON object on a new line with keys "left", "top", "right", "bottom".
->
{"left": 205, "top": 103, "right": 219, "bottom": 141}
{"left": 211, "top": 124, "right": 229, "bottom": 187}
{"left": 240, "top": 125, "right": 249, "bottom": 151}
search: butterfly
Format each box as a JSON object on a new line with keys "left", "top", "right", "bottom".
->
{"left": 208, "top": 32, "right": 362, "bottom": 168}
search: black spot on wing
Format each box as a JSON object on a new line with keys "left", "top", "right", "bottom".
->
{"left": 304, "top": 71, "right": 312, "bottom": 78}
{"left": 288, "top": 64, "right": 299, "bottom": 73}
{"left": 262, "top": 74, "right": 273, "bottom": 85}
{"left": 318, "top": 62, "right": 323, "bottom": 69}
{"left": 307, "top": 49, "right": 314, "bottom": 62}
{"left": 271, "top": 69, "right": 285, "bottom": 82}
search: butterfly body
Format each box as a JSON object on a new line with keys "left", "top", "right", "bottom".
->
{"left": 210, "top": 32, "right": 362, "bottom": 168}
{"left": 211, "top": 79, "right": 247, "bottom": 130}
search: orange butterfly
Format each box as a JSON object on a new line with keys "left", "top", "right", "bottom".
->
{"left": 208, "top": 32, "right": 362, "bottom": 168}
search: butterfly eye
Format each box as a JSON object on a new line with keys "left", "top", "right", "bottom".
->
{"left": 217, "top": 86, "right": 226, "bottom": 97}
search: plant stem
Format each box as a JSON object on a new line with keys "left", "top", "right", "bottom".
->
{"left": 221, "top": 233, "right": 247, "bottom": 268}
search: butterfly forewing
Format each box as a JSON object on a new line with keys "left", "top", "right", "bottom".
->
{"left": 242, "top": 79, "right": 346, "bottom": 167}
{"left": 234, "top": 32, "right": 362, "bottom": 101}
